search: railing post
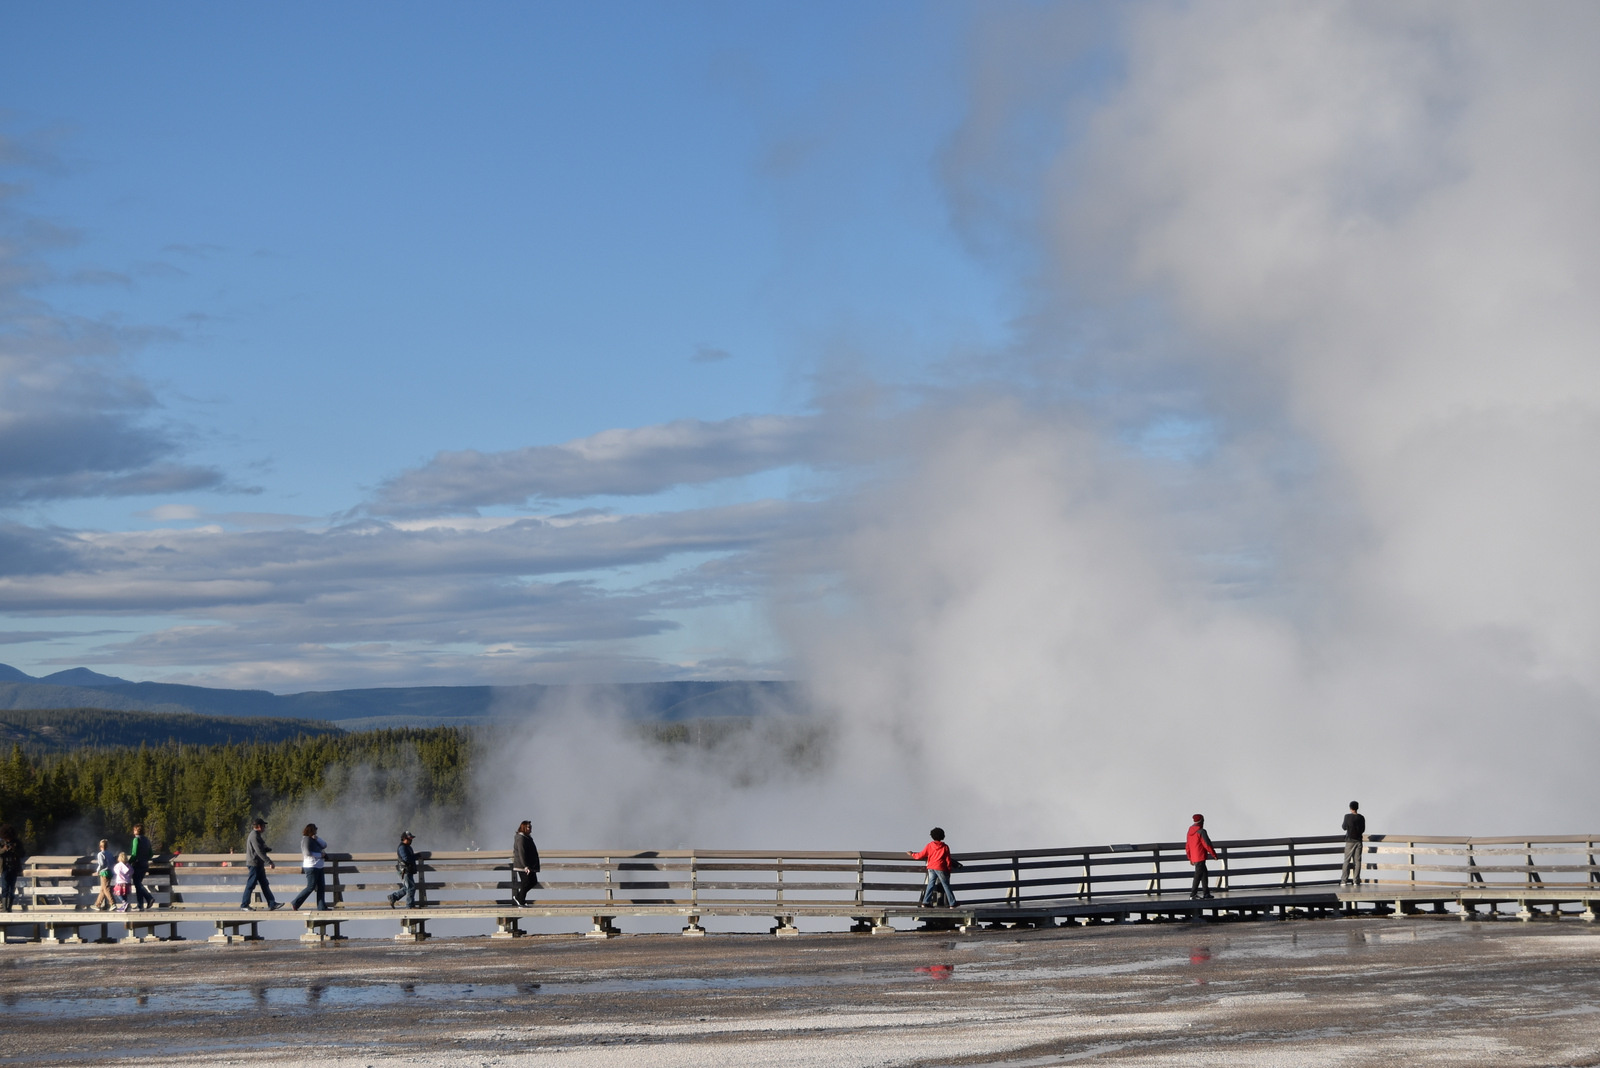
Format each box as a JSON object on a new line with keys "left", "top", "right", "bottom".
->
{"left": 605, "top": 856, "right": 614, "bottom": 904}
{"left": 1082, "top": 853, "right": 1092, "bottom": 901}
{"left": 1148, "top": 849, "right": 1160, "bottom": 895}
{"left": 1285, "top": 839, "right": 1297, "bottom": 889}
{"left": 855, "top": 855, "right": 864, "bottom": 908}
{"left": 1219, "top": 845, "right": 1230, "bottom": 891}
{"left": 690, "top": 852, "right": 698, "bottom": 908}
{"left": 1012, "top": 855, "right": 1021, "bottom": 906}
{"left": 1527, "top": 842, "right": 1542, "bottom": 885}
{"left": 775, "top": 856, "right": 784, "bottom": 907}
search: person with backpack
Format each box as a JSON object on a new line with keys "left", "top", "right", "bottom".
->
{"left": 510, "top": 821, "right": 540, "bottom": 907}
{"left": 0, "top": 824, "right": 25, "bottom": 912}
{"left": 908, "top": 827, "right": 959, "bottom": 908}
{"left": 93, "top": 838, "right": 116, "bottom": 911}
{"left": 127, "top": 823, "right": 156, "bottom": 911}
{"left": 388, "top": 831, "right": 420, "bottom": 909}
{"left": 291, "top": 823, "right": 330, "bottom": 911}
{"left": 240, "top": 818, "right": 282, "bottom": 911}
{"left": 1187, "top": 813, "right": 1218, "bottom": 899}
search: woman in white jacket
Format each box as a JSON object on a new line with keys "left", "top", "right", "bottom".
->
{"left": 290, "top": 823, "right": 330, "bottom": 911}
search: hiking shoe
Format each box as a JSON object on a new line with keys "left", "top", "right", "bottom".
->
{"left": 268, "top": 903, "right": 283, "bottom": 911}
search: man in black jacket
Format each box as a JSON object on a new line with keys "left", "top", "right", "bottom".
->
{"left": 511, "top": 821, "right": 540, "bottom": 907}
{"left": 388, "top": 831, "right": 420, "bottom": 908}
{"left": 240, "top": 818, "right": 282, "bottom": 910}
{"left": 128, "top": 823, "right": 156, "bottom": 911}
{"left": 1341, "top": 802, "right": 1367, "bottom": 885}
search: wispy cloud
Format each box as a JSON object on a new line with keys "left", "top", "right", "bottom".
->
{"left": 0, "top": 135, "right": 226, "bottom": 505}
{"left": 368, "top": 414, "right": 826, "bottom": 515}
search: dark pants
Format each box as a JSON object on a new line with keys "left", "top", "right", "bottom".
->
{"left": 511, "top": 868, "right": 536, "bottom": 905}
{"left": 292, "top": 867, "right": 328, "bottom": 910}
{"left": 1191, "top": 861, "right": 1211, "bottom": 896}
{"left": 241, "top": 864, "right": 277, "bottom": 908}
{"left": 1341, "top": 839, "right": 1363, "bottom": 884}
{"left": 388, "top": 871, "right": 418, "bottom": 907}
{"left": 1, "top": 869, "right": 17, "bottom": 912}
{"left": 131, "top": 865, "right": 154, "bottom": 910}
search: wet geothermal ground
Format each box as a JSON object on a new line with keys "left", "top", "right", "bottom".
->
{"left": 3, "top": 917, "right": 1599, "bottom": 1067}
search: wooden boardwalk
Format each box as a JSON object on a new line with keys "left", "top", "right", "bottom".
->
{"left": 5, "top": 833, "right": 1594, "bottom": 944}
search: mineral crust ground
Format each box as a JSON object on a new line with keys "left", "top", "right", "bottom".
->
{"left": 3, "top": 917, "right": 1598, "bottom": 1066}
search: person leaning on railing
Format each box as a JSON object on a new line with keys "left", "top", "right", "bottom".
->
{"left": 908, "top": 827, "right": 959, "bottom": 908}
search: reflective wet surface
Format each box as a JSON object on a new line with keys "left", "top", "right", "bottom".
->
{"left": 1, "top": 917, "right": 1598, "bottom": 1066}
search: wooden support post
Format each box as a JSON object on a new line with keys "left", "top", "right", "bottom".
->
{"left": 957, "top": 915, "right": 982, "bottom": 934}
{"left": 39, "top": 922, "right": 81, "bottom": 946}
{"left": 300, "top": 918, "right": 345, "bottom": 943}
{"left": 1458, "top": 900, "right": 1476, "bottom": 920}
{"left": 849, "top": 917, "right": 873, "bottom": 933}
{"left": 1516, "top": 900, "right": 1534, "bottom": 922}
{"left": 681, "top": 915, "right": 706, "bottom": 937}
{"left": 395, "top": 916, "right": 429, "bottom": 942}
{"left": 770, "top": 915, "right": 800, "bottom": 937}
{"left": 492, "top": 915, "right": 524, "bottom": 939}
{"left": 870, "top": 916, "right": 895, "bottom": 935}
{"left": 1581, "top": 900, "right": 1597, "bottom": 923}
{"left": 585, "top": 916, "right": 620, "bottom": 939}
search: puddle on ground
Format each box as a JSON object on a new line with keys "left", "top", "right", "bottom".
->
{"left": 0, "top": 972, "right": 882, "bottom": 1016}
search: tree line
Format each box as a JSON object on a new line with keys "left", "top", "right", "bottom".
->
{"left": 0, "top": 727, "right": 472, "bottom": 855}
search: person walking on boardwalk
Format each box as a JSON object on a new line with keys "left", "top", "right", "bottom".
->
{"left": 908, "top": 827, "right": 959, "bottom": 908}
{"left": 111, "top": 852, "right": 133, "bottom": 911}
{"left": 1340, "top": 801, "right": 1367, "bottom": 886}
{"left": 0, "top": 824, "right": 24, "bottom": 912}
{"left": 1187, "top": 814, "right": 1218, "bottom": 899}
{"left": 388, "top": 831, "right": 420, "bottom": 909}
{"left": 241, "top": 818, "right": 282, "bottom": 911}
{"left": 510, "top": 821, "right": 540, "bottom": 907}
{"left": 128, "top": 822, "right": 156, "bottom": 910}
{"left": 93, "top": 838, "right": 116, "bottom": 911}
{"left": 291, "top": 823, "right": 330, "bottom": 911}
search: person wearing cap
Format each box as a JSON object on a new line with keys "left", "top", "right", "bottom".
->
{"left": 241, "top": 817, "right": 282, "bottom": 911}
{"left": 1340, "top": 801, "right": 1367, "bottom": 886}
{"left": 510, "top": 821, "right": 540, "bottom": 907}
{"left": 1186, "top": 813, "right": 1218, "bottom": 899}
{"left": 388, "top": 831, "right": 421, "bottom": 909}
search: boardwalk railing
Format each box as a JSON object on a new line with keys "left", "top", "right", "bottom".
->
{"left": 9, "top": 833, "right": 1597, "bottom": 942}
{"left": 16, "top": 834, "right": 1349, "bottom": 916}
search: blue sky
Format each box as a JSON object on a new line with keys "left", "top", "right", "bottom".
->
{"left": 0, "top": 3, "right": 1045, "bottom": 688}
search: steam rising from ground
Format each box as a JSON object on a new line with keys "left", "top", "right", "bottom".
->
{"left": 480, "top": 6, "right": 1600, "bottom": 852}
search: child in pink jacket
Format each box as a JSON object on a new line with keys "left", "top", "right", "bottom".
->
{"left": 111, "top": 852, "right": 133, "bottom": 912}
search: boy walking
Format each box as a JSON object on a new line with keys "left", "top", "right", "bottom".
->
{"left": 908, "top": 827, "right": 958, "bottom": 907}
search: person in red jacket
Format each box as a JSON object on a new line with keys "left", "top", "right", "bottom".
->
{"left": 908, "top": 827, "right": 958, "bottom": 907}
{"left": 1186, "top": 814, "right": 1217, "bottom": 899}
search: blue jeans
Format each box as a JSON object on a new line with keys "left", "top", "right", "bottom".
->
{"left": 920, "top": 868, "right": 956, "bottom": 907}
{"left": 292, "top": 867, "right": 328, "bottom": 910}
{"left": 241, "top": 864, "right": 278, "bottom": 908}
{"left": 1, "top": 869, "right": 17, "bottom": 911}
{"left": 388, "top": 871, "right": 418, "bottom": 907}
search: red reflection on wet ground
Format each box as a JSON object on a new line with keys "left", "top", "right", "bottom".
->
{"left": 1189, "top": 947, "right": 1212, "bottom": 964}
{"left": 915, "top": 965, "right": 955, "bottom": 981}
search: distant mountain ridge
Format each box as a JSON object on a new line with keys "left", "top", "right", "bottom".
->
{"left": 0, "top": 664, "right": 804, "bottom": 727}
